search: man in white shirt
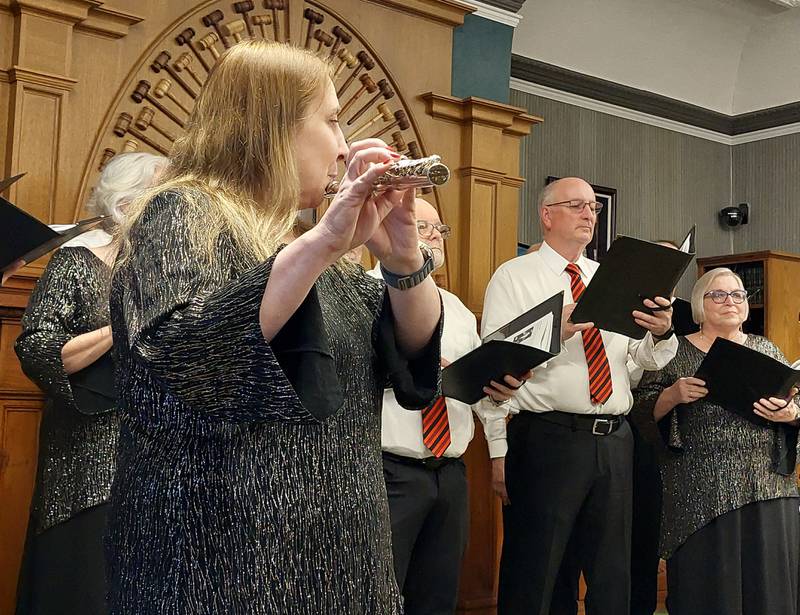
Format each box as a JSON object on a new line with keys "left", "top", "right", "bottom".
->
{"left": 481, "top": 178, "right": 678, "bottom": 615}
{"left": 372, "top": 199, "right": 526, "bottom": 615}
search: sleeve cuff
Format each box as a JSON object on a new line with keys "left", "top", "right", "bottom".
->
{"left": 487, "top": 439, "right": 508, "bottom": 458}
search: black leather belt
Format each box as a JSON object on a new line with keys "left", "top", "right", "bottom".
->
{"left": 520, "top": 410, "right": 626, "bottom": 436}
{"left": 382, "top": 451, "right": 461, "bottom": 471}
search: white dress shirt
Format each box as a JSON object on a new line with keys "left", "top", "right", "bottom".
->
{"left": 480, "top": 240, "right": 678, "bottom": 457}
{"left": 369, "top": 267, "right": 509, "bottom": 459}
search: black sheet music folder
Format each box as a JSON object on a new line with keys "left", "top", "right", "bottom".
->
{"left": 0, "top": 173, "right": 106, "bottom": 270}
{"left": 68, "top": 351, "right": 116, "bottom": 415}
{"left": 695, "top": 337, "right": 800, "bottom": 427}
{"left": 571, "top": 227, "right": 696, "bottom": 339}
{"left": 441, "top": 292, "right": 563, "bottom": 405}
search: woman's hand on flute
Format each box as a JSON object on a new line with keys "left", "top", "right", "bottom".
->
{"left": 312, "top": 139, "right": 403, "bottom": 262}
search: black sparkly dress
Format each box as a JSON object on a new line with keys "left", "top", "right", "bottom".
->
{"left": 633, "top": 335, "right": 800, "bottom": 615}
{"left": 15, "top": 247, "right": 118, "bottom": 615}
{"left": 107, "top": 192, "right": 441, "bottom": 615}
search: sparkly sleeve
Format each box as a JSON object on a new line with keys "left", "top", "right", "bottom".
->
{"left": 117, "top": 193, "right": 326, "bottom": 424}
{"left": 15, "top": 249, "right": 80, "bottom": 409}
{"left": 632, "top": 358, "right": 682, "bottom": 451}
{"left": 350, "top": 267, "right": 442, "bottom": 411}
{"left": 751, "top": 336, "right": 800, "bottom": 475}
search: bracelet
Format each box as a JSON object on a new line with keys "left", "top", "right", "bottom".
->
{"left": 489, "top": 397, "right": 510, "bottom": 407}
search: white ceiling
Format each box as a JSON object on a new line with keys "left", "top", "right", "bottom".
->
{"left": 512, "top": 0, "right": 800, "bottom": 114}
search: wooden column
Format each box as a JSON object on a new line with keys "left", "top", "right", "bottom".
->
{"left": 421, "top": 94, "right": 541, "bottom": 614}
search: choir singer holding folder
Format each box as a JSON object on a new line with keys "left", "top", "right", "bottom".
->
{"left": 632, "top": 267, "right": 800, "bottom": 615}
{"left": 482, "top": 177, "right": 677, "bottom": 615}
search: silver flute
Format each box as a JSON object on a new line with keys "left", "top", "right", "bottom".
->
{"left": 323, "top": 154, "right": 450, "bottom": 198}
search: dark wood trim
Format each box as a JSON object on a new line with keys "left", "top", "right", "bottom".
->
{"left": 511, "top": 54, "right": 800, "bottom": 137}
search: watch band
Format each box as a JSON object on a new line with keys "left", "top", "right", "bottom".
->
{"left": 380, "top": 244, "right": 435, "bottom": 290}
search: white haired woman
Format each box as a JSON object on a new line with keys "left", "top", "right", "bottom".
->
{"left": 14, "top": 152, "right": 166, "bottom": 615}
{"left": 632, "top": 267, "right": 800, "bottom": 615}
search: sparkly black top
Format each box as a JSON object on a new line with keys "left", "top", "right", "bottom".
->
{"left": 107, "top": 192, "right": 441, "bottom": 614}
{"left": 632, "top": 335, "right": 800, "bottom": 558}
{"left": 15, "top": 247, "right": 118, "bottom": 534}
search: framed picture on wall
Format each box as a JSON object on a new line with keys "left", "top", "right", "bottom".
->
{"left": 546, "top": 176, "right": 617, "bottom": 262}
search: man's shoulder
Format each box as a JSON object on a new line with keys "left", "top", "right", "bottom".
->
{"left": 492, "top": 251, "right": 543, "bottom": 277}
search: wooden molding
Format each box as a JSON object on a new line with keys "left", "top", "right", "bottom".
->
{"left": 10, "top": 0, "right": 95, "bottom": 23}
{"left": 365, "top": 0, "right": 473, "bottom": 27}
{"left": 8, "top": 66, "right": 77, "bottom": 92}
{"left": 75, "top": 4, "right": 144, "bottom": 39}
{"left": 421, "top": 92, "right": 542, "bottom": 134}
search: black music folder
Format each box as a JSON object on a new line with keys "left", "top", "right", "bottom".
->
{"left": 68, "top": 351, "right": 116, "bottom": 415}
{"left": 671, "top": 297, "right": 699, "bottom": 336}
{"left": 695, "top": 337, "right": 800, "bottom": 427}
{"left": 441, "top": 292, "right": 563, "bottom": 405}
{"left": 571, "top": 227, "right": 696, "bottom": 339}
{"left": 0, "top": 174, "right": 106, "bottom": 270}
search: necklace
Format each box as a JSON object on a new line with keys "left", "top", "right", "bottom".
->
{"left": 699, "top": 329, "right": 746, "bottom": 344}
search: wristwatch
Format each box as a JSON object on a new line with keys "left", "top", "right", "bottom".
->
{"left": 380, "top": 243, "right": 435, "bottom": 290}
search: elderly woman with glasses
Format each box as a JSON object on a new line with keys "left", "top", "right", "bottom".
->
{"left": 632, "top": 266, "right": 800, "bottom": 615}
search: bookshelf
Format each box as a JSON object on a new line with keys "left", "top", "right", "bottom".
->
{"left": 696, "top": 251, "right": 800, "bottom": 362}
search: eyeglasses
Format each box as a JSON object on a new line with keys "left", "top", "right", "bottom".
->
{"left": 416, "top": 220, "right": 451, "bottom": 240}
{"left": 703, "top": 290, "right": 748, "bottom": 304}
{"left": 544, "top": 200, "right": 604, "bottom": 214}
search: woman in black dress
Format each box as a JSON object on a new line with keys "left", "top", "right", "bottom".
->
{"left": 633, "top": 267, "right": 800, "bottom": 615}
{"left": 14, "top": 152, "right": 165, "bottom": 615}
{"left": 107, "top": 41, "right": 442, "bottom": 613}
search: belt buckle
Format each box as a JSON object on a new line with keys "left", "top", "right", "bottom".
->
{"left": 591, "top": 418, "right": 614, "bottom": 436}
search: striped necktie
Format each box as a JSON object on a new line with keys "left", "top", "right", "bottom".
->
{"left": 422, "top": 396, "right": 451, "bottom": 458}
{"left": 565, "top": 263, "right": 613, "bottom": 405}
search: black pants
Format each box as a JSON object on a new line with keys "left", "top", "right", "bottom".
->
{"left": 629, "top": 422, "right": 662, "bottom": 615}
{"left": 667, "top": 498, "right": 800, "bottom": 615}
{"left": 498, "top": 412, "right": 633, "bottom": 615}
{"left": 383, "top": 453, "right": 469, "bottom": 615}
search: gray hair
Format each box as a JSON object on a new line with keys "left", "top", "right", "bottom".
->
{"left": 86, "top": 153, "right": 167, "bottom": 225}
{"left": 537, "top": 182, "right": 560, "bottom": 213}
{"left": 690, "top": 267, "right": 748, "bottom": 325}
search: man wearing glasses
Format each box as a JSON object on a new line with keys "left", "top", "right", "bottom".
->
{"left": 481, "top": 177, "right": 677, "bottom": 615}
{"left": 370, "top": 198, "right": 529, "bottom": 615}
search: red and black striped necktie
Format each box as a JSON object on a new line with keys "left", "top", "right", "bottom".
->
{"left": 422, "top": 396, "right": 451, "bottom": 458}
{"left": 565, "top": 263, "right": 613, "bottom": 405}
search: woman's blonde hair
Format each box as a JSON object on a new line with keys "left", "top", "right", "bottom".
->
{"left": 690, "top": 267, "right": 749, "bottom": 325}
{"left": 117, "top": 41, "right": 333, "bottom": 264}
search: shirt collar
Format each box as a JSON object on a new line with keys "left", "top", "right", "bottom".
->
{"left": 539, "top": 240, "right": 590, "bottom": 277}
